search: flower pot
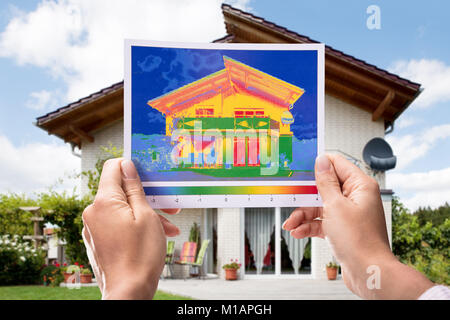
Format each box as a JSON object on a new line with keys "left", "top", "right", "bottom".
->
{"left": 189, "top": 266, "right": 199, "bottom": 277}
{"left": 326, "top": 267, "right": 338, "bottom": 280}
{"left": 224, "top": 268, "right": 238, "bottom": 280}
{"left": 64, "top": 272, "right": 75, "bottom": 283}
{"left": 80, "top": 274, "right": 93, "bottom": 284}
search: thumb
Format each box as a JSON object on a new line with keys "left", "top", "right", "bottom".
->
{"left": 120, "top": 159, "right": 150, "bottom": 213}
{"left": 315, "top": 154, "right": 343, "bottom": 203}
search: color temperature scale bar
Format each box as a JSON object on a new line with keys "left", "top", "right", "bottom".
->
{"left": 144, "top": 185, "right": 317, "bottom": 195}
{"left": 145, "top": 186, "right": 321, "bottom": 209}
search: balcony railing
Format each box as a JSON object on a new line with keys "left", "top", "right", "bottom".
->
{"left": 175, "top": 117, "right": 279, "bottom": 131}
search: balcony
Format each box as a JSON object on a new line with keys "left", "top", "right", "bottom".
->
{"left": 175, "top": 117, "right": 279, "bottom": 131}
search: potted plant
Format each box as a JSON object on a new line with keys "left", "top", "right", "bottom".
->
{"left": 222, "top": 259, "right": 241, "bottom": 280}
{"left": 188, "top": 223, "right": 201, "bottom": 277}
{"left": 326, "top": 261, "right": 339, "bottom": 280}
{"left": 80, "top": 266, "right": 93, "bottom": 283}
{"left": 63, "top": 262, "right": 79, "bottom": 283}
{"left": 60, "top": 263, "right": 73, "bottom": 283}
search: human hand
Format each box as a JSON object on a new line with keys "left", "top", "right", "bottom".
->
{"left": 81, "top": 158, "right": 180, "bottom": 300}
{"left": 283, "top": 154, "right": 433, "bottom": 299}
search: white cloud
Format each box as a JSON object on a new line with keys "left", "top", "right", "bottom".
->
{"left": 389, "top": 58, "right": 450, "bottom": 108}
{"left": 387, "top": 167, "right": 450, "bottom": 211}
{"left": 387, "top": 123, "right": 450, "bottom": 169}
{"left": 0, "top": 0, "right": 251, "bottom": 102}
{"left": 0, "top": 135, "right": 80, "bottom": 195}
{"left": 25, "top": 89, "right": 61, "bottom": 110}
{"left": 396, "top": 116, "right": 419, "bottom": 129}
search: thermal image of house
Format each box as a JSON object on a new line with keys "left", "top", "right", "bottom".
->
{"left": 147, "top": 56, "right": 304, "bottom": 175}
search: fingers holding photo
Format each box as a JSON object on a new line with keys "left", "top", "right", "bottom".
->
{"left": 282, "top": 207, "right": 322, "bottom": 231}
{"left": 282, "top": 207, "right": 324, "bottom": 239}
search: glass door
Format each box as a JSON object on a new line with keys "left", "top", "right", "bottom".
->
{"left": 244, "top": 208, "right": 276, "bottom": 275}
{"left": 244, "top": 207, "right": 311, "bottom": 277}
{"left": 280, "top": 208, "right": 311, "bottom": 275}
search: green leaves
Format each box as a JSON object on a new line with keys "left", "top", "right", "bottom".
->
{"left": 392, "top": 196, "right": 450, "bottom": 285}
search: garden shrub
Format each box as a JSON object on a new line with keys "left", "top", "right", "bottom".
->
{"left": 0, "top": 235, "right": 45, "bottom": 285}
{"left": 40, "top": 264, "right": 64, "bottom": 287}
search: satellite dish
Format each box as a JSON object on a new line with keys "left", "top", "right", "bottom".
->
{"left": 362, "top": 137, "right": 397, "bottom": 171}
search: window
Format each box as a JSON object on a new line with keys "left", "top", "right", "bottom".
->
{"left": 255, "top": 111, "right": 264, "bottom": 118}
{"left": 196, "top": 108, "right": 214, "bottom": 118}
{"left": 245, "top": 111, "right": 254, "bottom": 117}
{"left": 235, "top": 111, "right": 244, "bottom": 118}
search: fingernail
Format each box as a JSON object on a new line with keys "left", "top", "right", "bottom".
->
{"left": 282, "top": 220, "right": 288, "bottom": 230}
{"left": 316, "top": 154, "right": 331, "bottom": 173}
{"left": 121, "top": 160, "right": 138, "bottom": 179}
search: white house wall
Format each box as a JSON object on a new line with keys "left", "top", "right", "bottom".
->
{"left": 80, "top": 119, "right": 124, "bottom": 195}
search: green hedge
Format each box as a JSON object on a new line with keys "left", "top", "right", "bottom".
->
{"left": 0, "top": 235, "right": 45, "bottom": 285}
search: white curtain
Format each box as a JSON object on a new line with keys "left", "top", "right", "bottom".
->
{"left": 245, "top": 208, "right": 275, "bottom": 274}
{"left": 281, "top": 208, "right": 309, "bottom": 274}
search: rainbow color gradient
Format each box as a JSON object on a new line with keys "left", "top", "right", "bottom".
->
{"left": 144, "top": 185, "right": 318, "bottom": 196}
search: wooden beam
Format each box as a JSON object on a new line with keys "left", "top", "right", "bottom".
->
{"left": 372, "top": 91, "right": 395, "bottom": 121}
{"left": 325, "top": 78, "right": 379, "bottom": 111}
{"left": 40, "top": 89, "right": 123, "bottom": 131}
{"left": 69, "top": 125, "right": 95, "bottom": 143}
{"left": 326, "top": 59, "right": 412, "bottom": 101}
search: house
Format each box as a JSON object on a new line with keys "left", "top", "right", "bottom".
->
{"left": 146, "top": 56, "right": 304, "bottom": 172}
{"left": 35, "top": 4, "right": 421, "bottom": 280}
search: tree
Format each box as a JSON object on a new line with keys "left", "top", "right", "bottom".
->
{"left": 39, "top": 191, "right": 91, "bottom": 265}
{"left": 0, "top": 193, "right": 40, "bottom": 236}
{"left": 392, "top": 196, "right": 449, "bottom": 285}
{"left": 414, "top": 203, "right": 450, "bottom": 226}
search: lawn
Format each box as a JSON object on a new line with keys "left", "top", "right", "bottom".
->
{"left": 0, "top": 286, "right": 192, "bottom": 300}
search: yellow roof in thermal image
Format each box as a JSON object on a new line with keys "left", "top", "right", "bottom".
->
{"left": 148, "top": 56, "right": 305, "bottom": 116}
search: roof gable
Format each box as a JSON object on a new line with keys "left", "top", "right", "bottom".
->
{"left": 148, "top": 56, "right": 304, "bottom": 116}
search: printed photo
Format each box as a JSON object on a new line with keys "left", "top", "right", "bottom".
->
{"left": 124, "top": 41, "right": 324, "bottom": 207}
{"left": 129, "top": 43, "right": 321, "bottom": 181}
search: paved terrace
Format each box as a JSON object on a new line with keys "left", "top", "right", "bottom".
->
{"left": 157, "top": 278, "right": 360, "bottom": 300}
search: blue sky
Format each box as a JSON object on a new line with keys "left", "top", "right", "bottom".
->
{"left": 0, "top": 0, "right": 449, "bottom": 211}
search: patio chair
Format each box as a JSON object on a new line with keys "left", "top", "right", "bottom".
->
{"left": 174, "top": 241, "right": 198, "bottom": 279}
{"left": 161, "top": 240, "right": 175, "bottom": 280}
{"left": 185, "top": 239, "right": 210, "bottom": 280}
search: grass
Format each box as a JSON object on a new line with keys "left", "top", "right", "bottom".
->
{"left": 0, "top": 285, "right": 192, "bottom": 300}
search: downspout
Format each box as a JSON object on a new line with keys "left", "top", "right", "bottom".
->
{"left": 385, "top": 87, "right": 423, "bottom": 135}
{"left": 385, "top": 121, "right": 394, "bottom": 135}
{"left": 71, "top": 143, "right": 81, "bottom": 158}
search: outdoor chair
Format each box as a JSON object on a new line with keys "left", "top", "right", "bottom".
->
{"left": 174, "top": 241, "right": 198, "bottom": 279}
{"left": 161, "top": 240, "right": 175, "bottom": 280}
{"left": 185, "top": 239, "right": 210, "bottom": 280}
